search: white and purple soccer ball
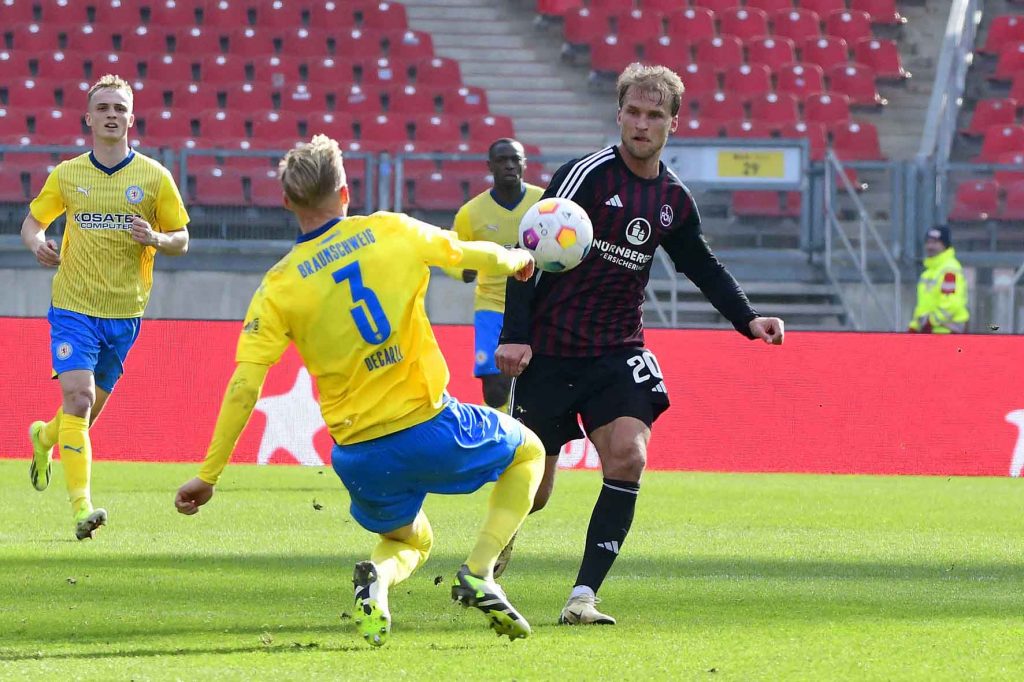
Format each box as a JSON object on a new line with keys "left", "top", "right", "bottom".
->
{"left": 518, "top": 197, "right": 593, "bottom": 272}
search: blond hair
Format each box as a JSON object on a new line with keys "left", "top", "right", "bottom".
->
{"left": 278, "top": 134, "right": 347, "bottom": 209}
{"left": 616, "top": 63, "right": 684, "bottom": 117}
{"left": 87, "top": 74, "right": 133, "bottom": 106}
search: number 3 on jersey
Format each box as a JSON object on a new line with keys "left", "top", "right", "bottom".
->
{"left": 332, "top": 261, "right": 392, "bottom": 345}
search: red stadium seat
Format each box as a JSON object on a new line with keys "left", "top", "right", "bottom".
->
{"left": 309, "top": 2, "right": 357, "bottom": 30}
{"left": 692, "top": 0, "right": 738, "bottom": 12}
{"left": 695, "top": 92, "right": 745, "bottom": 125}
{"left": 747, "top": 0, "right": 793, "bottom": 12}
{"left": 198, "top": 55, "right": 247, "bottom": 89}
{"left": 252, "top": 111, "right": 303, "bottom": 148}
{"left": 0, "top": 170, "right": 28, "bottom": 201}
{"left": 251, "top": 56, "right": 303, "bottom": 89}
{"left": 222, "top": 84, "right": 272, "bottom": 113}
{"left": 361, "top": 1, "right": 409, "bottom": 31}
{"left": 829, "top": 63, "right": 885, "bottom": 107}
{"left": 307, "top": 57, "right": 356, "bottom": 87}
{"left": 802, "top": 36, "right": 849, "bottom": 72}
{"left": 994, "top": 43, "right": 1024, "bottom": 82}
{"left": 801, "top": 0, "right": 846, "bottom": 17}
{"left": 616, "top": 9, "right": 659, "bottom": 45}
{"left": 332, "top": 84, "right": 384, "bottom": 116}
{"left": 358, "top": 56, "right": 403, "bottom": 88}
{"left": 695, "top": 36, "right": 744, "bottom": 73}
{"left": 672, "top": 116, "right": 722, "bottom": 138}
{"left": 277, "top": 84, "right": 331, "bottom": 113}
{"left": 142, "top": 109, "right": 196, "bottom": 147}
{"left": 723, "top": 120, "right": 775, "bottom": 138}
{"left": 335, "top": 28, "right": 386, "bottom": 60}
{"left": 64, "top": 24, "right": 118, "bottom": 54}
{"left": 771, "top": 9, "right": 822, "bottom": 44}
{"left": 723, "top": 64, "right": 772, "bottom": 101}
{"left": 413, "top": 57, "right": 461, "bottom": 88}
{"left": 8, "top": 23, "right": 61, "bottom": 52}
{"left": 255, "top": 0, "right": 303, "bottom": 29}
{"left": 665, "top": 7, "right": 715, "bottom": 46}
{"left": 202, "top": 1, "right": 254, "bottom": 29}
{"left": 680, "top": 62, "right": 720, "bottom": 98}
{"left": 196, "top": 110, "right": 248, "bottom": 147}
{"left": 413, "top": 114, "right": 462, "bottom": 147}
{"left": 466, "top": 115, "right": 515, "bottom": 142}
{"left": 227, "top": 27, "right": 276, "bottom": 58}
{"left": 747, "top": 36, "right": 796, "bottom": 70}
{"left": 776, "top": 62, "right": 825, "bottom": 98}
{"left": 356, "top": 113, "right": 409, "bottom": 150}
{"left": 246, "top": 169, "right": 284, "bottom": 207}
{"left": 732, "top": 191, "right": 797, "bottom": 217}
{"left": 172, "top": 82, "right": 220, "bottom": 111}
{"left": 0, "top": 1, "right": 36, "bottom": 24}
{"left": 850, "top": 0, "right": 905, "bottom": 26}
{"left": 831, "top": 120, "right": 884, "bottom": 160}
{"left": 750, "top": 92, "right": 800, "bottom": 128}
{"left": 40, "top": 0, "right": 89, "bottom": 23}
{"left": 278, "top": 28, "right": 333, "bottom": 58}
{"left": 804, "top": 92, "right": 851, "bottom": 125}
{"left": 191, "top": 168, "right": 243, "bottom": 206}
{"left": 563, "top": 8, "right": 611, "bottom": 47}
{"left": 33, "top": 110, "right": 84, "bottom": 140}
{"left": 961, "top": 99, "right": 1020, "bottom": 138}
{"left": 948, "top": 179, "right": 999, "bottom": 222}
{"left": 590, "top": 35, "right": 639, "bottom": 75}
{"left": 981, "top": 15, "right": 1024, "bottom": 55}
{"left": 34, "top": 51, "right": 88, "bottom": 81}
{"left": 119, "top": 25, "right": 169, "bottom": 56}
{"left": 131, "top": 82, "right": 169, "bottom": 111}
{"left": 149, "top": 0, "right": 203, "bottom": 27}
{"left": 389, "top": 85, "right": 438, "bottom": 115}
{"left": 643, "top": 36, "right": 691, "bottom": 73}
{"left": 306, "top": 111, "right": 355, "bottom": 141}
{"left": 145, "top": 54, "right": 197, "bottom": 82}
{"left": 389, "top": 30, "right": 435, "bottom": 62}
{"left": 536, "top": 0, "right": 584, "bottom": 18}
{"left": 779, "top": 120, "right": 827, "bottom": 160}
{"left": 5, "top": 79, "right": 59, "bottom": 110}
{"left": 719, "top": 7, "right": 769, "bottom": 42}
{"left": 639, "top": 0, "right": 685, "bottom": 10}
{"left": 405, "top": 171, "right": 465, "bottom": 211}
{"left": 999, "top": 180, "right": 1024, "bottom": 220}
{"left": 853, "top": 38, "right": 908, "bottom": 80}
{"left": 994, "top": 151, "right": 1024, "bottom": 187}
{"left": 824, "top": 10, "right": 873, "bottom": 45}
{"left": 171, "top": 27, "right": 223, "bottom": 56}
{"left": 977, "top": 124, "right": 1024, "bottom": 162}
{"left": 442, "top": 86, "right": 490, "bottom": 117}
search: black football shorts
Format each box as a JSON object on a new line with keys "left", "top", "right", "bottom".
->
{"left": 508, "top": 348, "right": 671, "bottom": 456}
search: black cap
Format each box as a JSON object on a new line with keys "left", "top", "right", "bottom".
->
{"left": 926, "top": 225, "right": 951, "bottom": 247}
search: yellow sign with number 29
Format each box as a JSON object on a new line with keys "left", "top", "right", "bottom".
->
{"left": 717, "top": 151, "right": 785, "bottom": 179}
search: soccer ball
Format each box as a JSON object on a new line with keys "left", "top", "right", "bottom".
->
{"left": 518, "top": 197, "right": 593, "bottom": 272}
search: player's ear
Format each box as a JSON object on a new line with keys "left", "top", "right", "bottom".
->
{"left": 669, "top": 114, "right": 678, "bottom": 134}
{"left": 127, "top": 111, "right": 136, "bottom": 129}
{"left": 339, "top": 184, "right": 350, "bottom": 208}
{"left": 282, "top": 193, "right": 292, "bottom": 211}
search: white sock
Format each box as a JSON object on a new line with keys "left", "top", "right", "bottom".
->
{"left": 570, "top": 585, "right": 595, "bottom": 600}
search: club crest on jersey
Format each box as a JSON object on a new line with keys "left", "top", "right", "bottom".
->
{"left": 125, "top": 185, "right": 144, "bottom": 204}
{"left": 625, "top": 218, "right": 652, "bottom": 246}
{"left": 56, "top": 342, "right": 73, "bottom": 360}
{"left": 660, "top": 204, "right": 673, "bottom": 227}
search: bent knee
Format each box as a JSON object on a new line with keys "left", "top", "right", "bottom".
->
{"left": 602, "top": 444, "right": 647, "bottom": 481}
{"left": 62, "top": 388, "right": 95, "bottom": 417}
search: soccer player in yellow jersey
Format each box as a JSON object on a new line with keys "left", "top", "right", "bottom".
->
{"left": 22, "top": 74, "right": 190, "bottom": 540}
{"left": 173, "top": 135, "right": 544, "bottom": 647}
{"left": 447, "top": 138, "right": 543, "bottom": 410}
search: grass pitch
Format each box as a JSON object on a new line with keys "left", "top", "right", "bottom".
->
{"left": 1, "top": 460, "right": 1022, "bottom": 681}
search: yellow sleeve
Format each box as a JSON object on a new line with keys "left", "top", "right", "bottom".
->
{"left": 235, "top": 276, "right": 291, "bottom": 366}
{"left": 197, "top": 361, "right": 270, "bottom": 484}
{"left": 402, "top": 214, "right": 529, "bottom": 276}
{"left": 440, "top": 205, "right": 473, "bottom": 280}
{"left": 154, "top": 170, "right": 190, "bottom": 233}
{"left": 28, "top": 166, "right": 66, "bottom": 226}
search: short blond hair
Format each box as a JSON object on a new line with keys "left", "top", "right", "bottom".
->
{"left": 278, "top": 134, "right": 347, "bottom": 209}
{"left": 87, "top": 74, "right": 133, "bottom": 106}
{"left": 616, "top": 63, "right": 684, "bottom": 117}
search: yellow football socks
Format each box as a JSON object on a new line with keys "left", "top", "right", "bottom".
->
{"left": 466, "top": 427, "right": 544, "bottom": 578}
{"left": 59, "top": 413, "right": 92, "bottom": 517}
{"left": 40, "top": 407, "right": 63, "bottom": 449}
{"left": 372, "top": 511, "right": 434, "bottom": 591}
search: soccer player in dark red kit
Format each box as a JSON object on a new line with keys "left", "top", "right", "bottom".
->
{"left": 495, "top": 63, "right": 785, "bottom": 625}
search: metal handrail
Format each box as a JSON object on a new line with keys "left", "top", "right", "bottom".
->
{"left": 823, "top": 151, "right": 902, "bottom": 330}
{"left": 1008, "top": 260, "right": 1024, "bottom": 332}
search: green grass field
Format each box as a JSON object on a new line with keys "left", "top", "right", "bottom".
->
{"left": 1, "top": 460, "right": 1022, "bottom": 681}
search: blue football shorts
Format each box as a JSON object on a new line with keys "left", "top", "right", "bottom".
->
{"left": 48, "top": 306, "right": 142, "bottom": 393}
{"left": 331, "top": 396, "right": 524, "bottom": 534}
{"left": 473, "top": 309, "right": 503, "bottom": 377}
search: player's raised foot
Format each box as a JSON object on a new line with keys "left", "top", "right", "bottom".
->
{"left": 28, "top": 421, "right": 52, "bottom": 492}
{"left": 559, "top": 593, "right": 616, "bottom": 625}
{"left": 74, "top": 508, "right": 108, "bottom": 541}
{"left": 353, "top": 561, "right": 390, "bottom": 647}
{"left": 492, "top": 533, "right": 516, "bottom": 580}
{"left": 451, "top": 564, "right": 531, "bottom": 641}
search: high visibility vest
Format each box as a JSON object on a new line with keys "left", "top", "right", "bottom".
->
{"left": 908, "top": 247, "right": 969, "bottom": 334}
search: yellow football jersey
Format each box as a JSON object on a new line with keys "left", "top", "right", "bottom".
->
{"left": 236, "top": 212, "right": 529, "bottom": 445}
{"left": 29, "top": 150, "right": 189, "bottom": 318}
{"left": 452, "top": 183, "right": 543, "bottom": 313}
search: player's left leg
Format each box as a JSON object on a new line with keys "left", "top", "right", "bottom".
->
{"left": 32, "top": 388, "right": 112, "bottom": 492}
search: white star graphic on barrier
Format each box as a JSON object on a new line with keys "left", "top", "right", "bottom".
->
{"left": 253, "top": 367, "right": 325, "bottom": 466}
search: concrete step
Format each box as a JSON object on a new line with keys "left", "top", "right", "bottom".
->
{"left": 404, "top": 9, "right": 504, "bottom": 23}
{"left": 460, "top": 62, "right": 556, "bottom": 77}
{"left": 462, "top": 75, "right": 566, "bottom": 90}
{"left": 430, "top": 34, "right": 529, "bottom": 49}
{"left": 501, "top": 114, "right": 603, "bottom": 131}
{"left": 518, "top": 131, "right": 606, "bottom": 146}
{"left": 487, "top": 90, "right": 580, "bottom": 106}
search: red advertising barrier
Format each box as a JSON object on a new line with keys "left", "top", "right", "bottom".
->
{"left": 2, "top": 317, "right": 1022, "bottom": 476}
